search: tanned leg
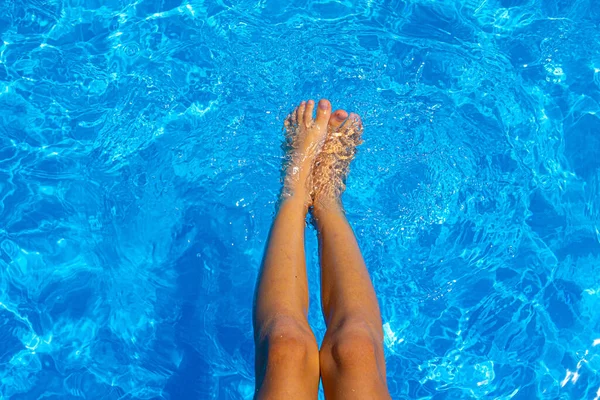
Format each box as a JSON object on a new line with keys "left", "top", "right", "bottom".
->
{"left": 253, "top": 99, "right": 331, "bottom": 400}
{"left": 312, "top": 111, "right": 391, "bottom": 400}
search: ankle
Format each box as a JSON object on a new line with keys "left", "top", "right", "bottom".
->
{"left": 279, "top": 191, "right": 311, "bottom": 213}
{"left": 311, "top": 196, "right": 344, "bottom": 218}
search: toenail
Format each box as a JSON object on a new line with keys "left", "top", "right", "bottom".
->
{"left": 319, "top": 101, "right": 329, "bottom": 110}
{"left": 308, "top": 100, "right": 314, "bottom": 105}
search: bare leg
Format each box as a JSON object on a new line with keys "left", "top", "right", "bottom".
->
{"left": 312, "top": 111, "right": 391, "bottom": 400}
{"left": 253, "top": 99, "right": 332, "bottom": 399}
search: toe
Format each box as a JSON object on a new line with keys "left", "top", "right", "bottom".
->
{"left": 296, "top": 101, "right": 307, "bottom": 125}
{"left": 304, "top": 100, "right": 315, "bottom": 125}
{"left": 314, "top": 99, "right": 332, "bottom": 131}
{"left": 286, "top": 111, "right": 296, "bottom": 127}
{"left": 347, "top": 113, "right": 362, "bottom": 129}
{"left": 328, "top": 109, "right": 348, "bottom": 130}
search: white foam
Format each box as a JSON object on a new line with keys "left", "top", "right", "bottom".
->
{"left": 560, "top": 370, "right": 573, "bottom": 387}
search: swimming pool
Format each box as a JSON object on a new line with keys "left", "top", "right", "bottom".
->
{"left": 1, "top": 0, "right": 599, "bottom": 398}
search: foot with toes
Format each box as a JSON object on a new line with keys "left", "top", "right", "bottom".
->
{"left": 282, "top": 99, "right": 331, "bottom": 206}
{"left": 312, "top": 109, "right": 363, "bottom": 211}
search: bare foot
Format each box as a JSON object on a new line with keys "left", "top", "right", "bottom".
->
{"left": 311, "top": 109, "right": 363, "bottom": 211}
{"left": 282, "top": 99, "right": 332, "bottom": 206}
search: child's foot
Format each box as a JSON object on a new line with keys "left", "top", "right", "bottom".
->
{"left": 282, "top": 99, "right": 332, "bottom": 206}
{"left": 311, "top": 109, "right": 363, "bottom": 211}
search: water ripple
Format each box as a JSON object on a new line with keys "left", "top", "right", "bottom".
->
{"left": 1, "top": 0, "right": 599, "bottom": 398}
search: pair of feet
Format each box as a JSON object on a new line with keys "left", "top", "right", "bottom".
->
{"left": 282, "top": 99, "right": 363, "bottom": 210}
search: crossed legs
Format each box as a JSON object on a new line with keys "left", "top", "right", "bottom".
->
{"left": 253, "top": 99, "right": 390, "bottom": 399}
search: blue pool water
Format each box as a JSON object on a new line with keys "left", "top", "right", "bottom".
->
{"left": 1, "top": 0, "right": 600, "bottom": 398}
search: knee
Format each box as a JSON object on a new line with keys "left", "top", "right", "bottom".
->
{"left": 321, "top": 318, "right": 383, "bottom": 370}
{"left": 259, "top": 317, "right": 319, "bottom": 366}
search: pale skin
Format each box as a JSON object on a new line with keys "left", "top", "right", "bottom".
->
{"left": 253, "top": 99, "right": 391, "bottom": 399}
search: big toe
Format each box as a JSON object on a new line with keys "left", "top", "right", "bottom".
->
{"left": 314, "top": 99, "right": 332, "bottom": 131}
{"left": 329, "top": 109, "right": 348, "bottom": 130}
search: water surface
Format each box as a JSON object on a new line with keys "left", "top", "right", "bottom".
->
{"left": 1, "top": 0, "right": 599, "bottom": 398}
